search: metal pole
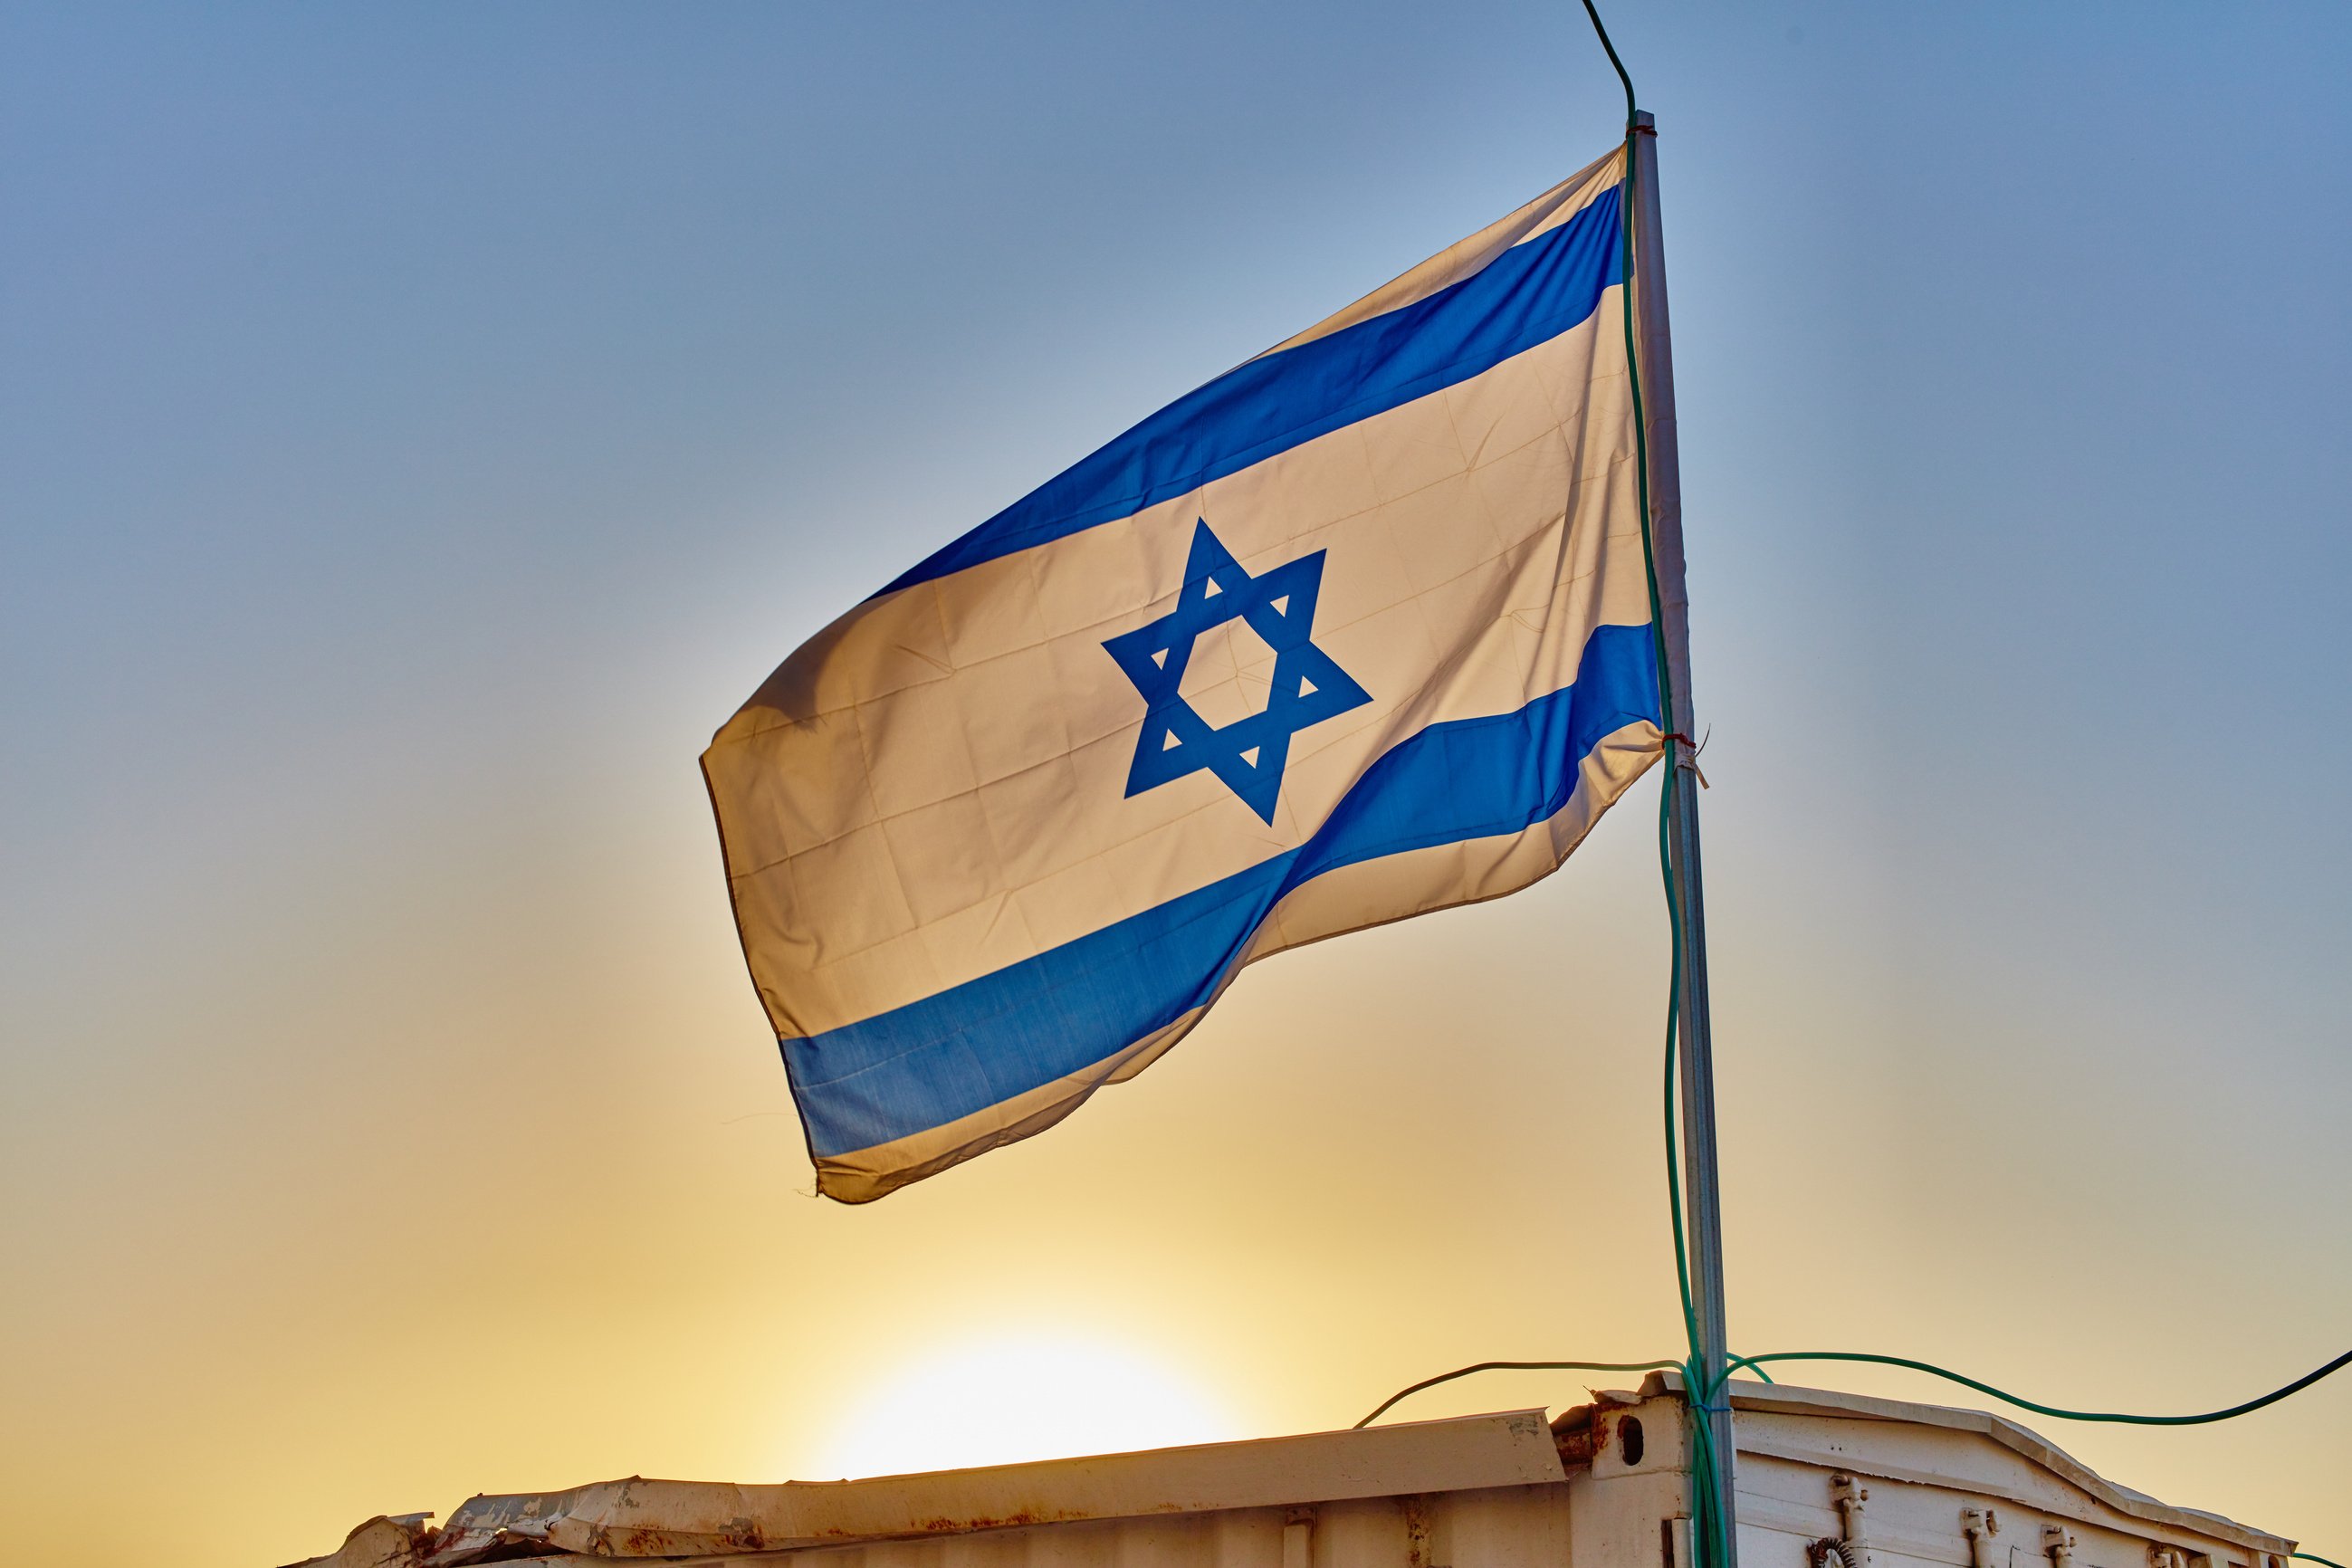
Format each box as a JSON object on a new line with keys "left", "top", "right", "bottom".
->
{"left": 1628, "top": 108, "right": 1740, "bottom": 1568}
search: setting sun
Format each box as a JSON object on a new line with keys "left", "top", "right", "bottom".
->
{"left": 814, "top": 1332, "right": 1242, "bottom": 1480}
{"left": 7, "top": 9, "right": 2348, "bottom": 1566}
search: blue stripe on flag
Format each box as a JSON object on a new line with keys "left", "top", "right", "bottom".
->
{"left": 783, "top": 619, "right": 1659, "bottom": 1157}
{"left": 875, "top": 186, "right": 1624, "bottom": 598}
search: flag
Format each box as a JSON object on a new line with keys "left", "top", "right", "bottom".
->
{"left": 703, "top": 145, "right": 1665, "bottom": 1201}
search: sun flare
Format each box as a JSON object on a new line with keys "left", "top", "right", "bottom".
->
{"left": 814, "top": 1332, "right": 1241, "bottom": 1481}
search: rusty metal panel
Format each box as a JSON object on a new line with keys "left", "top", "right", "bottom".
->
{"left": 417, "top": 1487, "right": 1572, "bottom": 1568}
{"left": 1410, "top": 1481, "right": 1576, "bottom": 1568}
{"left": 426, "top": 1410, "right": 1566, "bottom": 1561}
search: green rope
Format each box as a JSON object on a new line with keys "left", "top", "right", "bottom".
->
{"left": 1572, "top": 5, "right": 1735, "bottom": 1564}
{"left": 1353, "top": 1348, "right": 2345, "bottom": 1566}
{"left": 1705, "top": 1348, "right": 2352, "bottom": 1427}
{"left": 1566, "top": 7, "right": 2345, "bottom": 1560}
{"left": 1579, "top": 0, "right": 1696, "bottom": 1377}
{"left": 1523, "top": 9, "right": 2346, "bottom": 1561}
{"left": 1357, "top": 1348, "right": 2351, "bottom": 1433}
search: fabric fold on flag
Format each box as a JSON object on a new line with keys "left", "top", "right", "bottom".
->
{"left": 703, "top": 144, "right": 1665, "bottom": 1201}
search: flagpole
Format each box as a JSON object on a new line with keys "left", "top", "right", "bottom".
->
{"left": 1628, "top": 107, "right": 1741, "bottom": 1566}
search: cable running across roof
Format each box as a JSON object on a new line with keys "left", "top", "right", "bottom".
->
{"left": 1376, "top": 29, "right": 2352, "bottom": 1568}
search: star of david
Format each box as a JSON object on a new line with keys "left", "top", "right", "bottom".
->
{"left": 1103, "top": 519, "right": 1372, "bottom": 825}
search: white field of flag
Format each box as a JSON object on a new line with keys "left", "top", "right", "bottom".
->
{"left": 703, "top": 145, "right": 1665, "bottom": 1202}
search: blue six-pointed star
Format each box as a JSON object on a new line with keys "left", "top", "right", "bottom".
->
{"left": 1103, "top": 520, "right": 1372, "bottom": 825}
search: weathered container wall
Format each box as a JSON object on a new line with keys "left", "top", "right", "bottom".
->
{"left": 753, "top": 1485, "right": 1574, "bottom": 1568}
{"left": 283, "top": 1383, "right": 2293, "bottom": 1568}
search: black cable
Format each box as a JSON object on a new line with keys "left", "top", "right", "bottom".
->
{"left": 1354, "top": 1359, "right": 1681, "bottom": 1429}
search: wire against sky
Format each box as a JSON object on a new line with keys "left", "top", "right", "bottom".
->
{"left": 1356, "top": 1344, "right": 2352, "bottom": 1433}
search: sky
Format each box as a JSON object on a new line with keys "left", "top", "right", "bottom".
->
{"left": 3, "top": 3, "right": 2347, "bottom": 1564}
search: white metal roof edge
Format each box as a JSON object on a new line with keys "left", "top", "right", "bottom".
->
{"left": 1642, "top": 1371, "right": 2295, "bottom": 1555}
{"left": 440, "top": 1408, "right": 1568, "bottom": 1559}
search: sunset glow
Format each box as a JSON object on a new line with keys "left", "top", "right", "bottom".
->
{"left": 6, "top": 7, "right": 2347, "bottom": 1567}
{"left": 816, "top": 1332, "right": 1240, "bottom": 1480}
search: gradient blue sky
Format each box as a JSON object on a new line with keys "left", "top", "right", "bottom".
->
{"left": 4, "top": 5, "right": 2347, "bottom": 1565}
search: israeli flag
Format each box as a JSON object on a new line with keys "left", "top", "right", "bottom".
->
{"left": 704, "top": 146, "right": 1666, "bottom": 1201}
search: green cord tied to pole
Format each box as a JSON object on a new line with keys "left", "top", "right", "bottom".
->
{"left": 1356, "top": 1345, "right": 2352, "bottom": 1432}
{"left": 1572, "top": 3, "right": 1735, "bottom": 1564}
{"left": 1353, "top": 1348, "right": 2352, "bottom": 1566}
{"left": 1514, "top": 11, "right": 2348, "bottom": 1568}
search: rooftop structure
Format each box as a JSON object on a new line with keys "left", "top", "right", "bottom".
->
{"left": 290, "top": 1375, "right": 2296, "bottom": 1568}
